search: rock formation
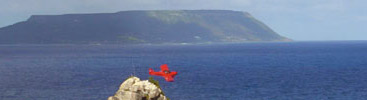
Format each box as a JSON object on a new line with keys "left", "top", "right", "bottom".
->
{"left": 108, "top": 76, "right": 168, "bottom": 100}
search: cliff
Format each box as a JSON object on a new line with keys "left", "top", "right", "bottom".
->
{"left": 0, "top": 10, "right": 290, "bottom": 44}
{"left": 108, "top": 76, "right": 168, "bottom": 100}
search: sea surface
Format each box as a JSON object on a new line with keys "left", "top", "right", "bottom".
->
{"left": 1, "top": 41, "right": 367, "bottom": 100}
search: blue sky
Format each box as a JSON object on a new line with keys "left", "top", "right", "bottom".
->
{"left": 0, "top": 0, "right": 366, "bottom": 40}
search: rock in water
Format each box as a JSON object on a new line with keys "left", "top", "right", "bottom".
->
{"left": 108, "top": 76, "right": 168, "bottom": 100}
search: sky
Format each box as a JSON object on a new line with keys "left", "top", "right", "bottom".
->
{"left": 1, "top": 0, "right": 366, "bottom": 40}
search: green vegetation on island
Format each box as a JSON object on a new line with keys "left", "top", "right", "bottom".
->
{"left": 0, "top": 10, "right": 291, "bottom": 44}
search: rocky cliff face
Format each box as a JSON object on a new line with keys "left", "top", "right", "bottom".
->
{"left": 108, "top": 76, "right": 168, "bottom": 100}
{"left": 0, "top": 10, "right": 290, "bottom": 44}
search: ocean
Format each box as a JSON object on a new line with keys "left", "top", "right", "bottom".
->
{"left": 1, "top": 41, "right": 367, "bottom": 100}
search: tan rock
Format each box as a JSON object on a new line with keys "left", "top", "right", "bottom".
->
{"left": 108, "top": 76, "right": 169, "bottom": 100}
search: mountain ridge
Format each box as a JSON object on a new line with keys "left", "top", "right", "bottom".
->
{"left": 0, "top": 10, "right": 291, "bottom": 44}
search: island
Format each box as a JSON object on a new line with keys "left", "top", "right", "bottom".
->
{"left": 0, "top": 10, "right": 291, "bottom": 44}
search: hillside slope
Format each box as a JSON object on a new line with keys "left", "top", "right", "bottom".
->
{"left": 0, "top": 10, "right": 290, "bottom": 44}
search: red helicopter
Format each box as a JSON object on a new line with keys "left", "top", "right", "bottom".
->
{"left": 149, "top": 64, "right": 178, "bottom": 82}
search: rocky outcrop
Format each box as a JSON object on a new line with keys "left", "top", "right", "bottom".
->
{"left": 108, "top": 76, "right": 168, "bottom": 100}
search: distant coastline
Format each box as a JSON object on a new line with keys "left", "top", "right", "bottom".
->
{"left": 0, "top": 10, "right": 290, "bottom": 44}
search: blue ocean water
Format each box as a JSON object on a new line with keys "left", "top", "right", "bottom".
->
{"left": 1, "top": 41, "right": 367, "bottom": 100}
